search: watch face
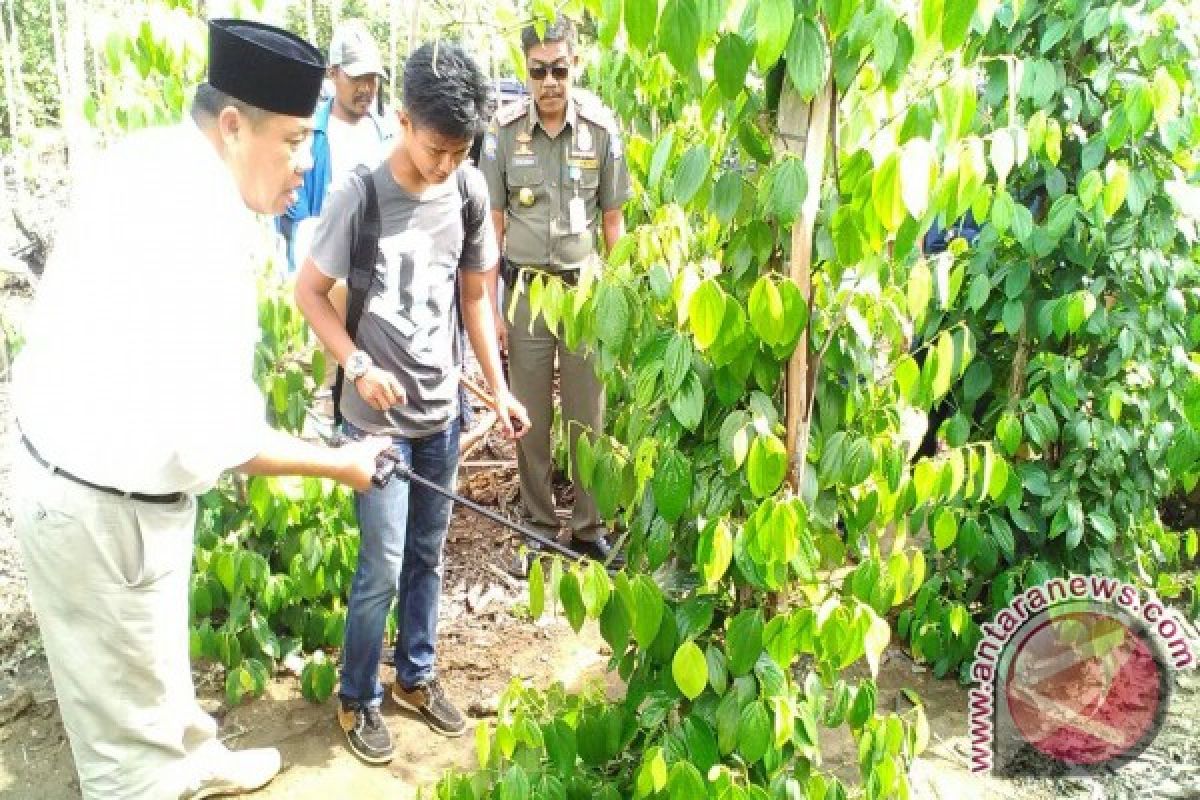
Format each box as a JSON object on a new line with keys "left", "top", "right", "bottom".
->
{"left": 348, "top": 351, "right": 370, "bottom": 377}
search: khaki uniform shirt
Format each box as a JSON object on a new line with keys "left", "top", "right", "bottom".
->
{"left": 480, "top": 94, "right": 632, "bottom": 269}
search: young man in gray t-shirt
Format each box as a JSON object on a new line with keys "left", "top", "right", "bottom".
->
{"left": 295, "top": 41, "right": 528, "bottom": 763}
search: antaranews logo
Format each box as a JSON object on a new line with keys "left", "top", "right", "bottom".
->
{"left": 968, "top": 575, "right": 1197, "bottom": 777}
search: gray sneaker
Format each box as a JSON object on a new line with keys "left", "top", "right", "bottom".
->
{"left": 337, "top": 703, "right": 394, "bottom": 764}
{"left": 392, "top": 678, "right": 467, "bottom": 737}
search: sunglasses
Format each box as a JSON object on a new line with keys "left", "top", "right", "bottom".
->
{"left": 529, "top": 64, "right": 570, "bottom": 81}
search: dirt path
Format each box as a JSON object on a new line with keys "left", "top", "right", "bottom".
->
{"left": 0, "top": 612, "right": 609, "bottom": 800}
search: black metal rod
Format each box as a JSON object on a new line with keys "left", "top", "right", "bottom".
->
{"left": 389, "top": 461, "right": 586, "bottom": 561}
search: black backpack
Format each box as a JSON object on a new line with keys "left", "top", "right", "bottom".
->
{"left": 332, "top": 164, "right": 473, "bottom": 426}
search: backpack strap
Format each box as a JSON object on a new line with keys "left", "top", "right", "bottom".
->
{"left": 453, "top": 168, "right": 471, "bottom": 336}
{"left": 332, "top": 164, "right": 381, "bottom": 425}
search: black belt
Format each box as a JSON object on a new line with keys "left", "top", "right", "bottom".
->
{"left": 21, "top": 435, "right": 185, "bottom": 505}
{"left": 520, "top": 265, "right": 579, "bottom": 286}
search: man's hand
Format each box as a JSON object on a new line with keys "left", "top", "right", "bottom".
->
{"left": 493, "top": 387, "right": 530, "bottom": 440}
{"left": 354, "top": 367, "right": 406, "bottom": 411}
{"left": 334, "top": 435, "right": 393, "bottom": 491}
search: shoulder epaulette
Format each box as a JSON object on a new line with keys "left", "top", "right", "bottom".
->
{"left": 574, "top": 94, "right": 619, "bottom": 132}
{"left": 495, "top": 98, "right": 531, "bottom": 127}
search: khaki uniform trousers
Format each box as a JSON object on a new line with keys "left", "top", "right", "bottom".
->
{"left": 508, "top": 283, "right": 605, "bottom": 542}
{"left": 13, "top": 447, "right": 224, "bottom": 799}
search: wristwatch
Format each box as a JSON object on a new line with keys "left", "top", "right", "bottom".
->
{"left": 345, "top": 349, "right": 373, "bottom": 382}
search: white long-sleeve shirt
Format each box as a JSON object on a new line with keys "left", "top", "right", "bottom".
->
{"left": 13, "top": 121, "right": 271, "bottom": 495}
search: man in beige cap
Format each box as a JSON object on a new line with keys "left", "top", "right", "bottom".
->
{"left": 278, "top": 19, "right": 394, "bottom": 271}
{"left": 11, "top": 18, "right": 389, "bottom": 800}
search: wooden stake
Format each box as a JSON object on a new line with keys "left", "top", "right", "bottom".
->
{"left": 778, "top": 77, "right": 835, "bottom": 489}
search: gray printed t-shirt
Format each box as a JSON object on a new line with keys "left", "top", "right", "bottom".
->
{"left": 310, "top": 163, "right": 497, "bottom": 437}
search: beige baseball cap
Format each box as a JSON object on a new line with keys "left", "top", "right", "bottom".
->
{"left": 329, "top": 21, "right": 384, "bottom": 78}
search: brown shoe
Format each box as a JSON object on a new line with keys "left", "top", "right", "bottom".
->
{"left": 391, "top": 678, "right": 466, "bottom": 737}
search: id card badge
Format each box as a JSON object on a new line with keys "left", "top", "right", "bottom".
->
{"left": 568, "top": 196, "right": 587, "bottom": 235}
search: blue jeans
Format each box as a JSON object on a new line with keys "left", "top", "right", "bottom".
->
{"left": 339, "top": 419, "right": 460, "bottom": 708}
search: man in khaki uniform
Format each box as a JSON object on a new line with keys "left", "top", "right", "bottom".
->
{"left": 480, "top": 15, "right": 631, "bottom": 563}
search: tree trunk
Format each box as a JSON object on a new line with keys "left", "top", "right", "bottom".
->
{"left": 304, "top": 0, "right": 316, "bottom": 43}
{"left": 62, "top": 0, "right": 90, "bottom": 172}
{"left": 407, "top": 0, "right": 422, "bottom": 60}
{"left": 388, "top": 0, "right": 399, "bottom": 103}
{"left": 777, "top": 77, "right": 834, "bottom": 490}
{"left": 1, "top": 0, "right": 26, "bottom": 205}
{"left": 48, "top": 0, "right": 68, "bottom": 122}
{"left": 330, "top": 0, "right": 342, "bottom": 34}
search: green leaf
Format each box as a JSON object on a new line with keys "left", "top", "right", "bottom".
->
{"left": 737, "top": 701, "right": 771, "bottom": 763}
{"left": 755, "top": 0, "right": 794, "bottom": 70}
{"left": 625, "top": 0, "right": 659, "bottom": 50}
{"left": 1044, "top": 119, "right": 1062, "bottom": 165}
{"left": 900, "top": 138, "right": 935, "bottom": 218}
{"left": 1103, "top": 161, "right": 1130, "bottom": 218}
{"left": 581, "top": 561, "right": 611, "bottom": 618}
{"left": 528, "top": 557, "right": 545, "bottom": 618}
{"left": 663, "top": 334, "right": 692, "bottom": 396}
{"left": 600, "top": 587, "right": 632, "bottom": 652}
{"left": 595, "top": 284, "right": 632, "bottom": 348}
{"left": 1002, "top": 300, "right": 1024, "bottom": 334}
{"left": 714, "top": 34, "right": 753, "bottom": 99}
{"left": 747, "top": 433, "right": 789, "bottom": 498}
{"left": 674, "top": 145, "right": 710, "bottom": 205}
{"left": 710, "top": 171, "right": 743, "bottom": 223}
{"left": 937, "top": 77, "right": 977, "bottom": 142}
{"left": 1088, "top": 511, "right": 1117, "bottom": 542}
{"left": 863, "top": 608, "right": 891, "bottom": 678}
{"left": 668, "top": 761, "right": 707, "bottom": 800}
{"left": 727, "top": 609, "right": 764, "bottom": 676}
{"left": 907, "top": 261, "right": 932, "bottom": 320}
{"left": 933, "top": 508, "right": 958, "bottom": 550}
{"left": 997, "top": 411, "right": 1022, "bottom": 455}
{"left": 1152, "top": 68, "right": 1182, "bottom": 128}
{"left": 632, "top": 575, "right": 665, "bottom": 647}
{"left": 896, "top": 355, "right": 919, "bottom": 402}
{"left": 672, "top": 641, "right": 709, "bottom": 700}
{"left": 669, "top": 372, "right": 705, "bottom": 431}
{"left": 990, "top": 128, "right": 1016, "bottom": 184}
{"left": 941, "top": 0, "right": 978, "bottom": 51}
{"left": 920, "top": 0, "right": 943, "bottom": 44}
{"left": 544, "top": 718, "right": 577, "bottom": 774}
{"left": 659, "top": 0, "right": 702, "bottom": 74}
{"left": 832, "top": 206, "right": 864, "bottom": 265}
{"left": 872, "top": 152, "right": 905, "bottom": 232}
{"left": 749, "top": 276, "right": 786, "bottom": 344}
{"left": 777, "top": 278, "right": 809, "bottom": 349}
{"left": 785, "top": 17, "right": 827, "bottom": 100}
{"left": 560, "top": 570, "right": 586, "bottom": 632}
{"left": 704, "top": 647, "right": 729, "bottom": 698}
{"left": 1005, "top": 263, "right": 1030, "bottom": 299}
{"left": 698, "top": 518, "right": 734, "bottom": 588}
{"left": 689, "top": 279, "right": 726, "bottom": 349}
{"left": 653, "top": 449, "right": 693, "bottom": 523}
{"left": 649, "top": 129, "right": 677, "bottom": 192}
{"left": 966, "top": 273, "right": 991, "bottom": 312}
{"left": 765, "top": 157, "right": 809, "bottom": 224}
{"left": 300, "top": 651, "right": 337, "bottom": 701}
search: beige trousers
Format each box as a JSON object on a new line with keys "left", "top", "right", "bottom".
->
{"left": 507, "top": 285, "right": 606, "bottom": 542}
{"left": 13, "top": 447, "right": 222, "bottom": 799}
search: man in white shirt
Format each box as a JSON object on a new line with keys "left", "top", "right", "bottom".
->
{"left": 11, "top": 19, "right": 388, "bottom": 800}
{"left": 278, "top": 19, "right": 394, "bottom": 271}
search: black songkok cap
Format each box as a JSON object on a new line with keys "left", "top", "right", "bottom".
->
{"left": 208, "top": 19, "right": 325, "bottom": 118}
